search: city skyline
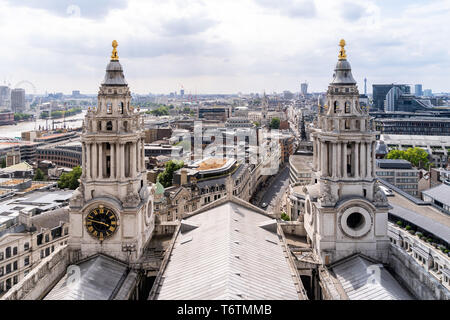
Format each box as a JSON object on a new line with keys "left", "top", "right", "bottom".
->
{"left": 0, "top": 0, "right": 449, "bottom": 94}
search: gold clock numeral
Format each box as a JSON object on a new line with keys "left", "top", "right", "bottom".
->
{"left": 88, "top": 226, "right": 94, "bottom": 232}
{"left": 99, "top": 208, "right": 104, "bottom": 214}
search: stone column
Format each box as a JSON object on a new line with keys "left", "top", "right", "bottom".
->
{"left": 355, "top": 142, "right": 360, "bottom": 179}
{"left": 321, "top": 141, "right": 327, "bottom": 176}
{"left": 313, "top": 138, "right": 317, "bottom": 171}
{"left": 131, "top": 142, "right": 136, "bottom": 178}
{"left": 111, "top": 143, "right": 116, "bottom": 179}
{"left": 142, "top": 139, "right": 145, "bottom": 171}
{"left": 98, "top": 143, "right": 103, "bottom": 179}
{"left": 86, "top": 143, "right": 91, "bottom": 179}
{"left": 336, "top": 142, "right": 341, "bottom": 178}
{"left": 332, "top": 142, "right": 337, "bottom": 179}
{"left": 81, "top": 142, "right": 86, "bottom": 178}
{"left": 137, "top": 140, "right": 141, "bottom": 172}
{"left": 343, "top": 142, "right": 347, "bottom": 178}
{"left": 360, "top": 142, "right": 366, "bottom": 179}
{"left": 366, "top": 142, "right": 372, "bottom": 179}
{"left": 119, "top": 143, "right": 125, "bottom": 179}
{"left": 92, "top": 143, "right": 97, "bottom": 179}
{"left": 372, "top": 142, "right": 376, "bottom": 177}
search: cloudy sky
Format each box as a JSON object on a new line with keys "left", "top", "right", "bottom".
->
{"left": 0, "top": 0, "right": 449, "bottom": 95}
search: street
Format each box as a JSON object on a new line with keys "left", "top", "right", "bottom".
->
{"left": 258, "top": 165, "right": 290, "bottom": 212}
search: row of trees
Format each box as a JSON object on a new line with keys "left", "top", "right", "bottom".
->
{"left": 40, "top": 107, "right": 82, "bottom": 119}
{"left": 14, "top": 113, "right": 33, "bottom": 121}
{"left": 146, "top": 106, "right": 170, "bottom": 116}
{"left": 386, "top": 147, "right": 430, "bottom": 169}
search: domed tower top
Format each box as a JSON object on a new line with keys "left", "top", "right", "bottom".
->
{"left": 102, "top": 40, "right": 127, "bottom": 86}
{"left": 331, "top": 39, "right": 356, "bottom": 85}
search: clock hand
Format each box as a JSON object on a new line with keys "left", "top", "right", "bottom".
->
{"left": 87, "top": 219, "right": 110, "bottom": 227}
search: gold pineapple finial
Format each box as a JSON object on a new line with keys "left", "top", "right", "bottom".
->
{"left": 338, "top": 39, "right": 347, "bottom": 60}
{"left": 111, "top": 40, "right": 119, "bottom": 60}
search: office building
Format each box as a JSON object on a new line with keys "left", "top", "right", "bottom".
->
{"left": 0, "top": 86, "right": 10, "bottom": 109}
{"left": 11, "top": 89, "right": 25, "bottom": 113}
{"left": 415, "top": 84, "right": 423, "bottom": 97}
{"left": 372, "top": 84, "right": 410, "bottom": 111}
{"left": 376, "top": 159, "right": 419, "bottom": 197}
{"left": 301, "top": 82, "right": 308, "bottom": 96}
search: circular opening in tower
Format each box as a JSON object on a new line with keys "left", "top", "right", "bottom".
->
{"left": 347, "top": 212, "right": 364, "bottom": 230}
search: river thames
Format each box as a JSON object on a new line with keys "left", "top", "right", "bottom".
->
{"left": 0, "top": 110, "right": 87, "bottom": 139}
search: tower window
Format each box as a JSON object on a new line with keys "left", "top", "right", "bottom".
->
{"left": 334, "top": 101, "right": 339, "bottom": 113}
{"left": 120, "top": 102, "right": 124, "bottom": 114}
{"left": 335, "top": 88, "right": 339, "bottom": 93}
{"left": 107, "top": 102, "right": 112, "bottom": 114}
{"left": 345, "top": 120, "right": 350, "bottom": 129}
{"left": 106, "top": 121, "right": 113, "bottom": 131}
{"left": 98, "top": 121, "right": 102, "bottom": 131}
{"left": 345, "top": 102, "right": 350, "bottom": 113}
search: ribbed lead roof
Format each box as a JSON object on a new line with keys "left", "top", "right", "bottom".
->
{"left": 155, "top": 202, "right": 300, "bottom": 300}
{"left": 102, "top": 60, "right": 127, "bottom": 86}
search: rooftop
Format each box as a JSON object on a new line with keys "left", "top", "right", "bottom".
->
{"left": 376, "top": 159, "right": 413, "bottom": 169}
{"left": 44, "top": 254, "right": 135, "bottom": 300}
{"left": 385, "top": 186, "right": 450, "bottom": 243}
{"left": 422, "top": 183, "right": 450, "bottom": 208}
{"left": 331, "top": 255, "right": 413, "bottom": 300}
{"left": 154, "top": 201, "right": 302, "bottom": 300}
{"left": 289, "top": 154, "right": 314, "bottom": 172}
{"left": 197, "top": 158, "right": 227, "bottom": 170}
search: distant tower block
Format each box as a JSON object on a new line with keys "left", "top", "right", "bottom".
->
{"left": 364, "top": 78, "right": 367, "bottom": 95}
{"left": 301, "top": 82, "right": 308, "bottom": 96}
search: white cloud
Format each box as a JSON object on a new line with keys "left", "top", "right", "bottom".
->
{"left": 0, "top": 0, "right": 448, "bottom": 94}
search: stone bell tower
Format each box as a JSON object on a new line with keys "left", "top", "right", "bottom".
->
{"left": 69, "top": 40, "right": 154, "bottom": 264}
{"left": 304, "top": 40, "right": 390, "bottom": 265}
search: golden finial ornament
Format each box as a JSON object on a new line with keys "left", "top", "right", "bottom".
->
{"left": 111, "top": 40, "right": 119, "bottom": 60}
{"left": 338, "top": 39, "right": 347, "bottom": 60}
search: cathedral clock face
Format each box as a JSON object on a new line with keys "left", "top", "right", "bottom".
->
{"left": 84, "top": 205, "right": 119, "bottom": 241}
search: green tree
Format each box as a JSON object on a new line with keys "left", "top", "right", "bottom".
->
{"left": 404, "top": 147, "right": 430, "bottom": 169}
{"left": 253, "top": 121, "right": 260, "bottom": 127}
{"left": 386, "top": 147, "right": 429, "bottom": 169}
{"left": 182, "top": 107, "right": 191, "bottom": 114}
{"left": 0, "top": 158, "right": 6, "bottom": 168}
{"left": 281, "top": 212, "right": 290, "bottom": 221}
{"left": 157, "top": 160, "right": 184, "bottom": 188}
{"left": 33, "top": 168, "right": 45, "bottom": 181}
{"left": 386, "top": 149, "right": 404, "bottom": 160}
{"left": 269, "top": 117, "right": 280, "bottom": 129}
{"left": 58, "top": 166, "right": 82, "bottom": 190}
